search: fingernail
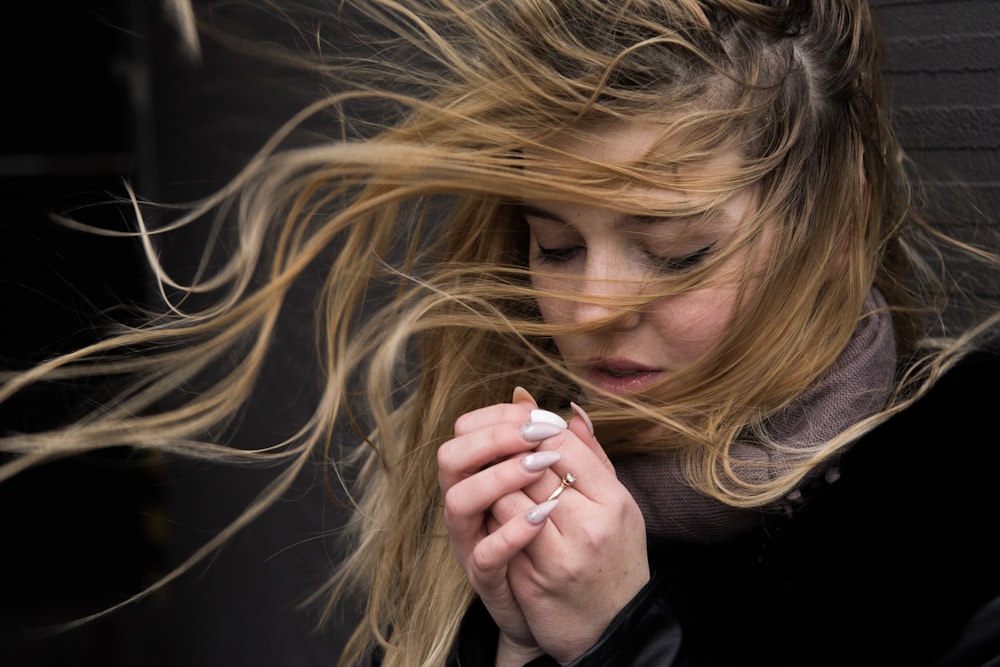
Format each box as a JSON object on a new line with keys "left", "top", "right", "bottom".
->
{"left": 512, "top": 386, "right": 537, "bottom": 404}
{"left": 570, "top": 402, "right": 595, "bottom": 436}
{"left": 521, "top": 422, "right": 562, "bottom": 442}
{"left": 526, "top": 499, "right": 559, "bottom": 525}
{"left": 529, "top": 409, "right": 567, "bottom": 429}
{"left": 521, "top": 450, "right": 561, "bottom": 472}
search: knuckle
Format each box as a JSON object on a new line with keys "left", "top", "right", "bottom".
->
{"left": 436, "top": 441, "right": 453, "bottom": 469}
{"left": 441, "top": 487, "right": 464, "bottom": 525}
{"left": 485, "top": 425, "right": 503, "bottom": 450}
{"left": 520, "top": 570, "right": 547, "bottom": 598}
{"left": 453, "top": 412, "right": 473, "bottom": 436}
{"left": 471, "top": 542, "right": 501, "bottom": 573}
{"left": 490, "top": 492, "right": 521, "bottom": 522}
{"left": 578, "top": 520, "right": 614, "bottom": 550}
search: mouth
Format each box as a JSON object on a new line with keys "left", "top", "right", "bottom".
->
{"left": 582, "top": 359, "right": 666, "bottom": 395}
{"left": 600, "top": 367, "right": 650, "bottom": 377}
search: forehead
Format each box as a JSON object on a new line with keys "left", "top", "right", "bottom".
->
{"left": 535, "top": 120, "right": 742, "bottom": 163}
{"left": 538, "top": 122, "right": 667, "bottom": 164}
{"left": 524, "top": 121, "right": 746, "bottom": 212}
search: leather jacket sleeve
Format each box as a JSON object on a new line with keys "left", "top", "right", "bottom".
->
{"left": 446, "top": 573, "right": 695, "bottom": 667}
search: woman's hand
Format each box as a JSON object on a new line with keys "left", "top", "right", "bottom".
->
{"left": 438, "top": 388, "right": 650, "bottom": 665}
{"left": 438, "top": 388, "right": 561, "bottom": 660}
{"left": 496, "top": 399, "right": 650, "bottom": 663}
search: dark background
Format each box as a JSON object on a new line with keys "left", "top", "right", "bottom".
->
{"left": 0, "top": 1, "right": 997, "bottom": 665}
{"left": 0, "top": 2, "right": 351, "bottom": 665}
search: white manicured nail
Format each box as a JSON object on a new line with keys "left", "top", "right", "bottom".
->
{"left": 529, "top": 409, "right": 567, "bottom": 429}
{"left": 521, "top": 422, "right": 561, "bottom": 442}
{"left": 521, "top": 450, "right": 561, "bottom": 471}
{"left": 526, "top": 499, "right": 559, "bottom": 525}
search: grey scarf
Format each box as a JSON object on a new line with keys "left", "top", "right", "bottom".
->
{"left": 615, "top": 288, "right": 897, "bottom": 544}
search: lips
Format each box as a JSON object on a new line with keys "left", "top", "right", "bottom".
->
{"left": 582, "top": 358, "right": 666, "bottom": 395}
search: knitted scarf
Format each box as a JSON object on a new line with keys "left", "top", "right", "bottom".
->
{"left": 614, "top": 288, "right": 897, "bottom": 544}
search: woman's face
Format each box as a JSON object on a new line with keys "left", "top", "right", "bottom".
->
{"left": 523, "top": 123, "right": 768, "bottom": 397}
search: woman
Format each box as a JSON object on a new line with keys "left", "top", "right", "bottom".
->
{"left": 2, "top": 1, "right": 998, "bottom": 665}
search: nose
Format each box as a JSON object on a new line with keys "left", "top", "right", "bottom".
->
{"left": 574, "top": 252, "right": 643, "bottom": 329}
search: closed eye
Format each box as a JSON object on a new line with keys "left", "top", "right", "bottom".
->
{"left": 653, "top": 243, "right": 715, "bottom": 273}
{"left": 534, "top": 243, "right": 582, "bottom": 264}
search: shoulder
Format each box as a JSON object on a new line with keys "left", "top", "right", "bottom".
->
{"left": 831, "top": 345, "right": 1000, "bottom": 504}
{"left": 875, "top": 345, "right": 1000, "bottom": 444}
{"left": 775, "top": 344, "right": 1000, "bottom": 536}
{"left": 648, "top": 346, "right": 1000, "bottom": 666}
{"left": 785, "top": 344, "right": 1000, "bottom": 545}
{"left": 752, "top": 345, "right": 1000, "bottom": 662}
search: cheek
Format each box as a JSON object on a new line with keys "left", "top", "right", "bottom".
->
{"left": 653, "top": 289, "right": 737, "bottom": 350}
{"left": 533, "top": 292, "right": 570, "bottom": 326}
{"left": 530, "top": 271, "right": 569, "bottom": 325}
{"left": 531, "top": 275, "right": 579, "bottom": 360}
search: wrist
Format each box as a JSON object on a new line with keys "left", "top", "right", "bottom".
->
{"left": 496, "top": 633, "right": 544, "bottom": 667}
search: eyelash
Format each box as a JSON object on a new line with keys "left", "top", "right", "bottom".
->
{"left": 653, "top": 244, "right": 716, "bottom": 273}
{"left": 533, "top": 243, "right": 716, "bottom": 274}
{"left": 533, "top": 245, "right": 581, "bottom": 264}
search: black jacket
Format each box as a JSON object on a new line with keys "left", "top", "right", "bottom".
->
{"left": 449, "top": 349, "right": 1000, "bottom": 666}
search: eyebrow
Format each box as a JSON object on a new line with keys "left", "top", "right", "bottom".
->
{"left": 517, "top": 203, "right": 720, "bottom": 229}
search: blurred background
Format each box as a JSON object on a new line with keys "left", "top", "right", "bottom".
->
{"left": 0, "top": 0, "right": 997, "bottom": 665}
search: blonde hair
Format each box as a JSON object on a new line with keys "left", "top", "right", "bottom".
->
{"left": 2, "top": 1, "right": 998, "bottom": 665}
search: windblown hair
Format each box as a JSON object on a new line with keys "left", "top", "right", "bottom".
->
{"left": 2, "top": 1, "right": 998, "bottom": 665}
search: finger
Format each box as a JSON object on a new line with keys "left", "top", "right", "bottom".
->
{"left": 446, "top": 450, "right": 561, "bottom": 519}
{"left": 510, "top": 430, "right": 616, "bottom": 507}
{"left": 528, "top": 468, "right": 581, "bottom": 509}
{"left": 512, "top": 386, "right": 538, "bottom": 406}
{"left": 470, "top": 500, "right": 559, "bottom": 574}
{"left": 455, "top": 403, "right": 567, "bottom": 438}
{"left": 454, "top": 404, "right": 530, "bottom": 437}
{"left": 488, "top": 461, "right": 580, "bottom": 524}
{"left": 438, "top": 420, "right": 563, "bottom": 492}
{"left": 569, "top": 402, "right": 615, "bottom": 474}
{"left": 444, "top": 451, "right": 561, "bottom": 548}
{"left": 486, "top": 512, "right": 501, "bottom": 534}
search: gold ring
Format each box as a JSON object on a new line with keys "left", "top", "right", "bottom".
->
{"left": 546, "top": 473, "right": 577, "bottom": 501}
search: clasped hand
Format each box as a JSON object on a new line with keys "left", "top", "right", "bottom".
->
{"left": 438, "top": 388, "right": 650, "bottom": 664}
